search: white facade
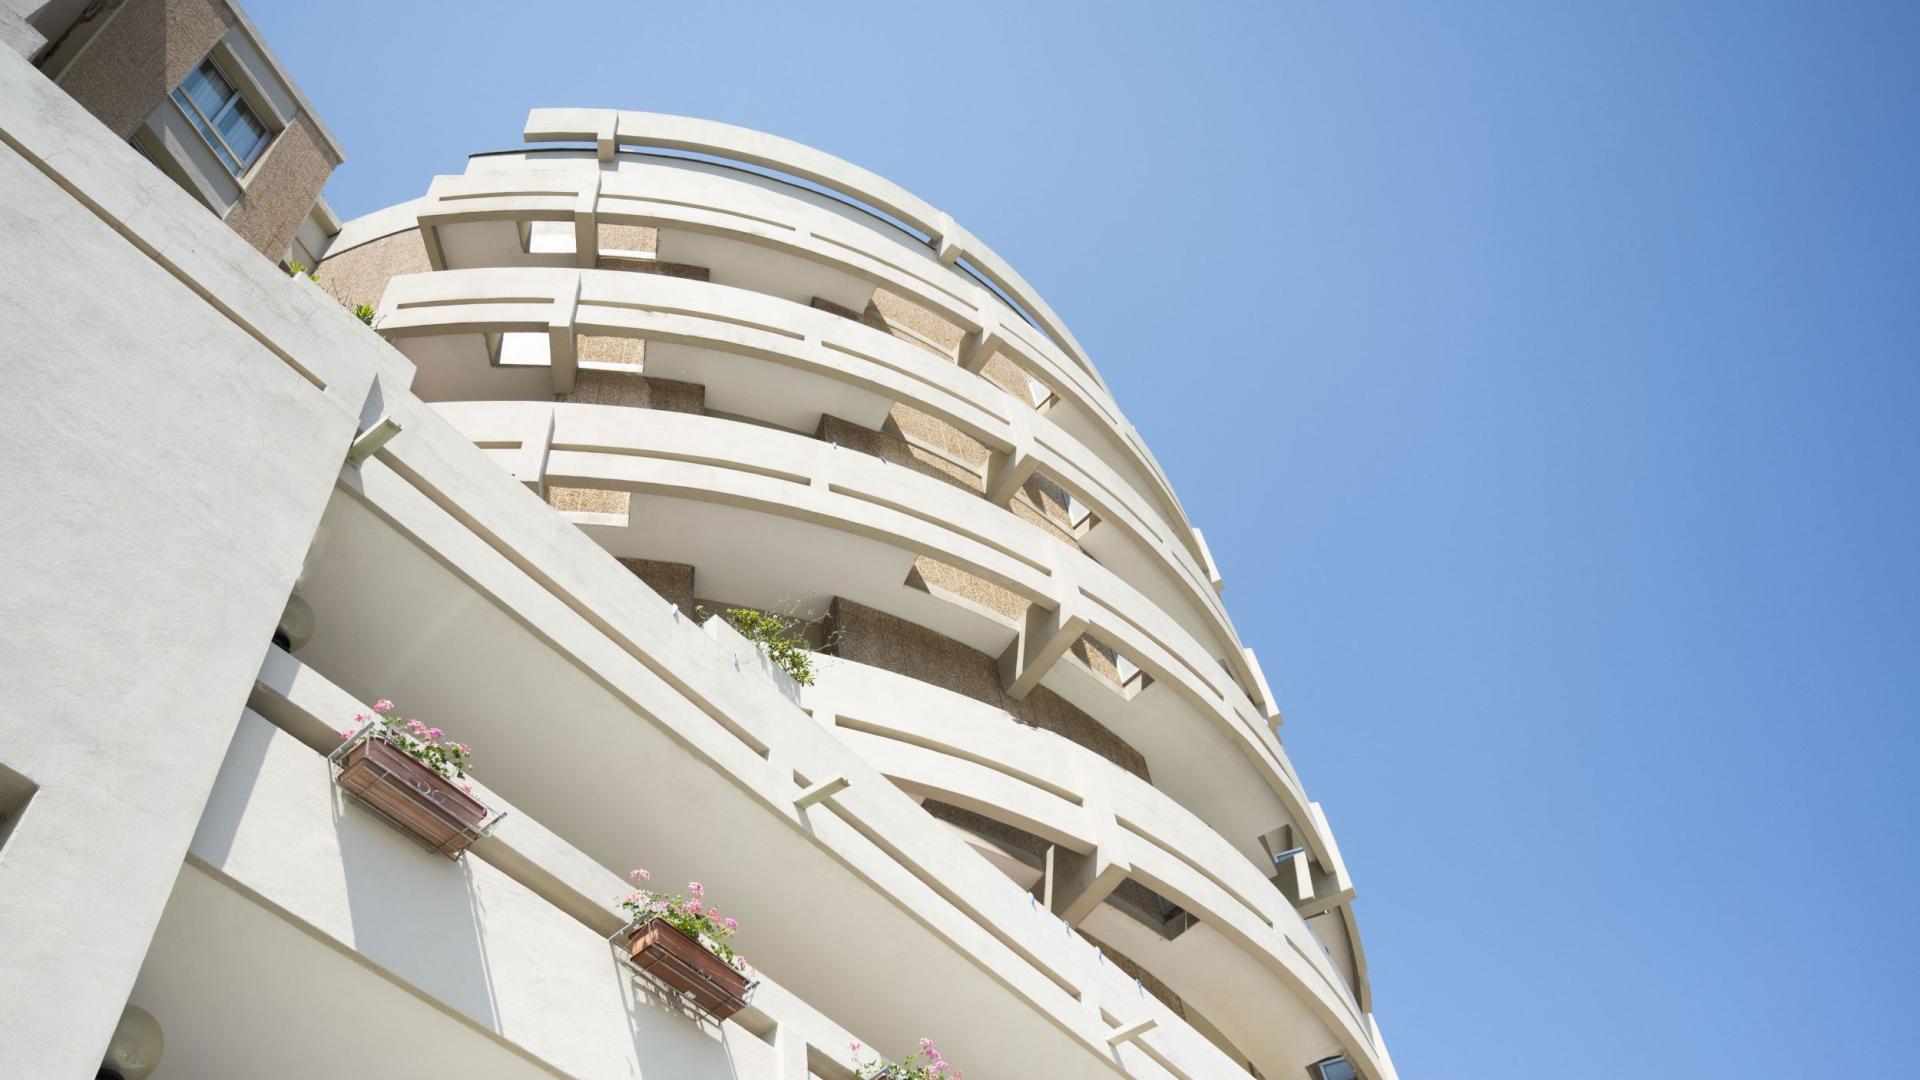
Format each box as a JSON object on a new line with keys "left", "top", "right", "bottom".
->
{"left": 0, "top": 34, "right": 1395, "bottom": 1080}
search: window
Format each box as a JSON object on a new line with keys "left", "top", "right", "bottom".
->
{"left": 1310, "top": 1057, "right": 1358, "bottom": 1080}
{"left": 170, "top": 58, "right": 270, "bottom": 176}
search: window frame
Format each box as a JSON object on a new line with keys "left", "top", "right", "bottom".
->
{"left": 169, "top": 56, "right": 273, "bottom": 178}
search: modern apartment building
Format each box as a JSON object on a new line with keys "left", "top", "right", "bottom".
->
{"left": 0, "top": 4, "right": 1397, "bottom": 1078}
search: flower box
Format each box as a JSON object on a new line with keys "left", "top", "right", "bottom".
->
{"left": 626, "top": 918, "right": 754, "bottom": 1020}
{"left": 336, "top": 734, "right": 488, "bottom": 857}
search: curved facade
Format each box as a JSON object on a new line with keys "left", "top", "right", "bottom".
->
{"left": 0, "top": 34, "right": 1395, "bottom": 1076}
{"left": 311, "top": 109, "right": 1396, "bottom": 1080}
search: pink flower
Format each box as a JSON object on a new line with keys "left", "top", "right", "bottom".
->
{"left": 625, "top": 891, "right": 644, "bottom": 903}
{"left": 456, "top": 743, "right": 471, "bottom": 754}
{"left": 920, "top": 1039, "right": 933, "bottom": 1053}
{"left": 686, "top": 900, "right": 703, "bottom": 916}
{"left": 339, "top": 728, "right": 356, "bottom": 740}
{"left": 461, "top": 783, "right": 473, "bottom": 794}
{"left": 426, "top": 727, "right": 444, "bottom": 740}
{"left": 928, "top": 1049, "right": 941, "bottom": 1062}
{"left": 406, "top": 719, "right": 428, "bottom": 735}
{"left": 688, "top": 881, "right": 704, "bottom": 897}
{"left": 723, "top": 917, "right": 738, "bottom": 931}
{"left": 933, "top": 1063, "right": 950, "bottom": 1074}
{"left": 848, "top": 1041, "right": 861, "bottom": 1054}
{"left": 373, "top": 699, "right": 394, "bottom": 713}
{"left": 629, "top": 868, "right": 651, "bottom": 882}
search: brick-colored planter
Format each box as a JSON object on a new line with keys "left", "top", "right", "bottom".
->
{"left": 337, "top": 736, "right": 487, "bottom": 856}
{"left": 626, "top": 918, "right": 754, "bottom": 1020}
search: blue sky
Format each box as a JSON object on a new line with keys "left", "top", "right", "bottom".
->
{"left": 251, "top": 2, "right": 1920, "bottom": 1074}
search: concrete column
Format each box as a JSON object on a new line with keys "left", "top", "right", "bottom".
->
{"left": 999, "top": 596, "right": 1088, "bottom": 701}
{"left": 774, "top": 1023, "right": 810, "bottom": 1080}
{"left": 549, "top": 275, "right": 580, "bottom": 394}
{"left": 958, "top": 315, "right": 1003, "bottom": 373}
{"left": 1046, "top": 776, "right": 1134, "bottom": 925}
{"left": 573, "top": 171, "right": 601, "bottom": 269}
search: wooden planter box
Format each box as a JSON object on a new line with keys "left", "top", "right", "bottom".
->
{"left": 336, "top": 735, "right": 488, "bottom": 857}
{"left": 626, "top": 918, "right": 754, "bottom": 1020}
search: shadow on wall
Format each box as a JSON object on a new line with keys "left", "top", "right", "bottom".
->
{"left": 333, "top": 776, "right": 500, "bottom": 1031}
{"left": 608, "top": 952, "right": 743, "bottom": 1078}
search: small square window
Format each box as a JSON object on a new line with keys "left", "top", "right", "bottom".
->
{"left": 170, "top": 58, "right": 271, "bottom": 177}
{"left": 1310, "top": 1057, "right": 1358, "bottom": 1080}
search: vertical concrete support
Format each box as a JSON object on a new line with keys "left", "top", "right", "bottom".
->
{"left": 0, "top": 47, "right": 375, "bottom": 1076}
{"left": 1243, "top": 646, "right": 1281, "bottom": 725}
{"left": 1297, "top": 802, "right": 1357, "bottom": 918}
{"left": 1262, "top": 825, "right": 1315, "bottom": 906}
{"left": 932, "top": 211, "right": 961, "bottom": 264}
{"left": 573, "top": 171, "right": 601, "bottom": 269}
{"left": 774, "top": 1023, "right": 810, "bottom": 1080}
{"left": 595, "top": 111, "right": 618, "bottom": 162}
{"left": 1045, "top": 842, "right": 1131, "bottom": 926}
{"left": 999, "top": 596, "right": 1089, "bottom": 700}
{"left": 549, "top": 276, "right": 580, "bottom": 394}
{"left": 984, "top": 414, "right": 1041, "bottom": 505}
{"left": 1046, "top": 775, "right": 1134, "bottom": 926}
{"left": 1192, "top": 527, "right": 1225, "bottom": 594}
{"left": 958, "top": 315, "right": 1002, "bottom": 374}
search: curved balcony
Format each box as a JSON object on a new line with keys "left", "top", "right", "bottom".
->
{"left": 372, "top": 264, "right": 1273, "bottom": 720}
{"left": 288, "top": 385, "right": 1306, "bottom": 1080}
{"left": 428, "top": 398, "right": 1337, "bottom": 877}
{"left": 396, "top": 110, "right": 1204, "bottom": 578}
{"left": 802, "top": 656, "right": 1382, "bottom": 1080}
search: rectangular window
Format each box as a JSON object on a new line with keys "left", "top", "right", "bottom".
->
{"left": 170, "top": 58, "right": 270, "bottom": 176}
{"left": 1310, "top": 1057, "right": 1358, "bottom": 1080}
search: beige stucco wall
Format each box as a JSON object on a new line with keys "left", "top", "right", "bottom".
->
{"left": 827, "top": 597, "right": 1151, "bottom": 780}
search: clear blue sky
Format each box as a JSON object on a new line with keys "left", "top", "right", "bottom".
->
{"left": 250, "top": 2, "right": 1920, "bottom": 1074}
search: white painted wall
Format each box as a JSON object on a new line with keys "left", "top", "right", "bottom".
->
{"left": 0, "top": 45, "right": 389, "bottom": 1077}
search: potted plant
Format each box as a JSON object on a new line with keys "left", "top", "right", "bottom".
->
{"left": 334, "top": 699, "right": 488, "bottom": 857}
{"left": 618, "top": 871, "right": 757, "bottom": 1019}
{"left": 850, "top": 1037, "right": 962, "bottom": 1079}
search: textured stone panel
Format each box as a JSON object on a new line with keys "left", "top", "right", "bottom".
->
{"left": 827, "top": 597, "right": 1150, "bottom": 780}
{"left": 596, "top": 255, "right": 709, "bottom": 279}
{"left": 564, "top": 369, "right": 704, "bottom": 413}
{"left": 596, "top": 222, "right": 657, "bottom": 253}
{"left": 313, "top": 228, "right": 432, "bottom": 312}
{"left": 981, "top": 352, "right": 1037, "bottom": 400}
{"left": 547, "top": 485, "right": 629, "bottom": 517}
{"left": 870, "top": 287, "right": 965, "bottom": 357}
{"left": 223, "top": 114, "right": 335, "bottom": 259}
{"left": 819, "top": 414, "right": 983, "bottom": 496}
{"left": 577, "top": 334, "right": 645, "bottom": 366}
{"left": 910, "top": 557, "right": 1027, "bottom": 622}
{"left": 619, "top": 558, "right": 695, "bottom": 615}
{"left": 55, "top": 0, "right": 232, "bottom": 139}
{"left": 922, "top": 799, "right": 1050, "bottom": 860}
{"left": 1011, "top": 495, "right": 1075, "bottom": 546}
